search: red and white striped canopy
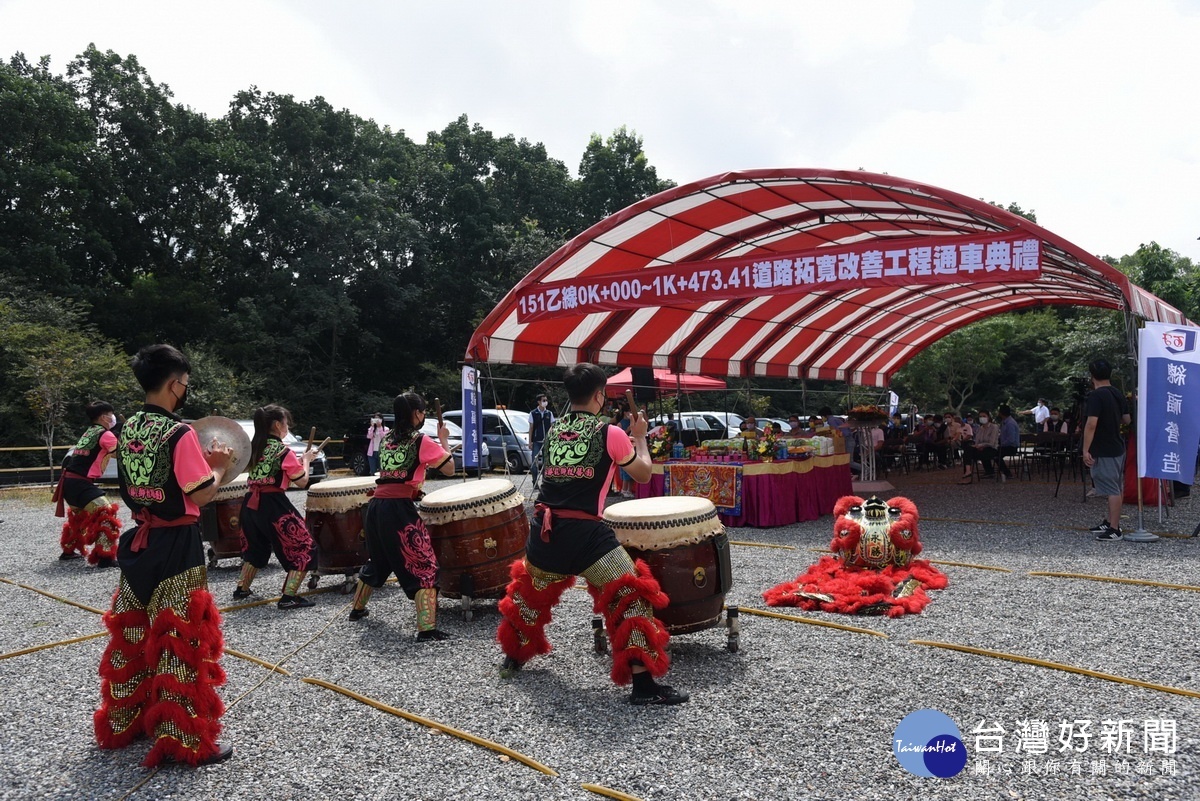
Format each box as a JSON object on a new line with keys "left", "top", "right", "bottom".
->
{"left": 467, "top": 168, "right": 1188, "bottom": 387}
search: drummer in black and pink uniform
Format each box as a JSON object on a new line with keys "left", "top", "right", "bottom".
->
{"left": 497, "top": 363, "right": 689, "bottom": 706}
{"left": 53, "top": 401, "right": 122, "bottom": 566}
{"left": 233, "top": 405, "right": 320, "bottom": 609}
{"left": 348, "top": 391, "right": 454, "bottom": 638}
{"left": 95, "top": 344, "right": 235, "bottom": 766}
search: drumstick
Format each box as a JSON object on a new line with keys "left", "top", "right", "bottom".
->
{"left": 624, "top": 389, "right": 640, "bottom": 419}
{"left": 305, "top": 426, "right": 316, "bottom": 453}
{"left": 314, "top": 436, "right": 332, "bottom": 454}
{"left": 433, "top": 397, "right": 444, "bottom": 427}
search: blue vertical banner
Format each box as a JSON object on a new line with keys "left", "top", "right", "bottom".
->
{"left": 1138, "top": 322, "right": 1200, "bottom": 484}
{"left": 462, "top": 366, "right": 482, "bottom": 469}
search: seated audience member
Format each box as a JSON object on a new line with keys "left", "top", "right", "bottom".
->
{"left": 996, "top": 404, "right": 1019, "bottom": 480}
{"left": 740, "top": 416, "right": 759, "bottom": 434}
{"left": 787, "top": 415, "right": 804, "bottom": 436}
{"left": 1044, "top": 407, "right": 1070, "bottom": 434}
{"left": 959, "top": 409, "right": 1000, "bottom": 483}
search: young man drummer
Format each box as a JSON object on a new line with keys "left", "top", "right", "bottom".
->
{"left": 94, "top": 344, "right": 235, "bottom": 766}
{"left": 497, "top": 363, "right": 689, "bottom": 706}
{"left": 53, "top": 401, "right": 122, "bottom": 566}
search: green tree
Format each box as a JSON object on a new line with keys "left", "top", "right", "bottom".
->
{"left": 577, "top": 126, "right": 674, "bottom": 225}
{"left": 0, "top": 294, "right": 135, "bottom": 470}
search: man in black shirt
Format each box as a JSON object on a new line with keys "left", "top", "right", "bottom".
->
{"left": 528, "top": 393, "right": 555, "bottom": 489}
{"left": 1082, "top": 358, "right": 1131, "bottom": 540}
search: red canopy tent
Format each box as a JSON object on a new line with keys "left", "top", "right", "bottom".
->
{"left": 466, "top": 168, "right": 1189, "bottom": 383}
{"left": 604, "top": 368, "right": 727, "bottom": 398}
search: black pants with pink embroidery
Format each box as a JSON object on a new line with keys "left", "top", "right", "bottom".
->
{"left": 239, "top": 492, "right": 314, "bottom": 572}
{"left": 359, "top": 497, "right": 439, "bottom": 599}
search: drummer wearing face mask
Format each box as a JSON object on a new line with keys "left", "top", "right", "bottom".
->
{"left": 497, "top": 363, "right": 689, "bottom": 706}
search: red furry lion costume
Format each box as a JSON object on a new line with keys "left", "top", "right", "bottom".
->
{"left": 763, "top": 495, "right": 947, "bottom": 617}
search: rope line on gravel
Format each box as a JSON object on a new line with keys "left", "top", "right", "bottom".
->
{"left": 799, "top": 549, "right": 1012, "bottom": 572}
{"left": 581, "top": 783, "right": 646, "bottom": 801}
{"left": 0, "top": 576, "right": 105, "bottom": 614}
{"left": 301, "top": 676, "right": 559, "bottom": 777}
{"left": 224, "top": 600, "right": 352, "bottom": 713}
{"left": 115, "top": 768, "right": 159, "bottom": 801}
{"left": 729, "top": 540, "right": 796, "bottom": 550}
{"left": 737, "top": 607, "right": 889, "bottom": 637}
{"left": 224, "top": 648, "right": 294, "bottom": 676}
{"left": 909, "top": 640, "right": 1200, "bottom": 700}
{"left": 0, "top": 631, "right": 106, "bottom": 661}
{"left": 1028, "top": 571, "right": 1200, "bottom": 593}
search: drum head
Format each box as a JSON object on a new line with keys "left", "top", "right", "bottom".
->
{"left": 421, "top": 478, "right": 514, "bottom": 507}
{"left": 306, "top": 476, "right": 377, "bottom": 514}
{"left": 419, "top": 478, "right": 523, "bottom": 526}
{"left": 603, "top": 496, "right": 724, "bottom": 551}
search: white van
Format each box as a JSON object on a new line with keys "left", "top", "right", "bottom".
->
{"left": 652, "top": 411, "right": 745, "bottom": 439}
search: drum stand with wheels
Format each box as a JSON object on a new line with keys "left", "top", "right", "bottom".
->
{"left": 306, "top": 569, "right": 358, "bottom": 594}
{"left": 590, "top": 605, "right": 742, "bottom": 653}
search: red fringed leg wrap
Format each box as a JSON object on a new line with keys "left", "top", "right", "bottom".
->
{"left": 141, "top": 588, "right": 227, "bottom": 767}
{"left": 60, "top": 508, "right": 87, "bottom": 557}
{"left": 94, "top": 588, "right": 153, "bottom": 750}
{"left": 84, "top": 504, "right": 121, "bottom": 564}
{"left": 496, "top": 559, "right": 573, "bottom": 666}
{"left": 594, "top": 560, "right": 671, "bottom": 685}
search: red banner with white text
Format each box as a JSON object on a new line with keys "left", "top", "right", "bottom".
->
{"left": 516, "top": 231, "right": 1041, "bottom": 323}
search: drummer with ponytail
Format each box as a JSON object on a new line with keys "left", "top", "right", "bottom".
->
{"left": 348, "top": 391, "right": 454, "bottom": 638}
{"left": 233, "top": 405, "right": 320, "bottom": 609}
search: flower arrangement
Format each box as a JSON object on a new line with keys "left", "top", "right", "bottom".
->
{"left": 754, "top": 427, "right": 780, "bottom": 460}
{"left": 846, "top": 404, "right": 889, "bottom": 423}
{"left": 648, "top": 430, "right": 673, "bottom": 461}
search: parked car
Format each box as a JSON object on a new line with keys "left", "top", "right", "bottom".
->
{"left": 442, "top": 408, "right": 533, "bottom": 472}
{"left": 233, "top": 420, "right": 328, "bottom": 485}
{"left": 651, "top": 411, "right": 745, "bottom": 439}
{"left": 341, "top": 414, "right": 488, "bottom": 476}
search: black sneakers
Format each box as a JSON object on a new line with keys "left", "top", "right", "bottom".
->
{"left": 348, "top": 608, "right": 369, "bottom": 621}
{"left": 277, "top": 595, "right": 316, "bottom": 609}
{"left": 416, "top": 628, "right": 451, "bottom": 642}
{"left": 1095, "top": 524, "right": 1123, "bottom": 541}
{"left": 232, "top": 587, "right": 253, "bottom": 600}
{"left": 1089, "top": 520, "right": 1110, "bottom": 534}
{"left": 58, "top": 551, "right": 82, "bottom": 561}
{"left": 630, "top": 684, "right": 690, "bottom": 706}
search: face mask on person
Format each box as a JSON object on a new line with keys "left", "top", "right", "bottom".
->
{"left": 371, "top": 417, "right": 382, "bottom": 426}
{"left": 979, "top": 416, "right": 989, "bottom": 424}
{"left": 1050, "top": 415, "right": 1060, "bottom": 422}
{"left": 170, "top": 379, "right": 189, "bottom": 412}
{"left": 538, "top": 400, "right": 548, "bottom": 409}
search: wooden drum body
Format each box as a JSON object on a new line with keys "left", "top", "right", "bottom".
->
{"left": 305, "top": 476, "right": 374, "bottom": 575}
{"left": 419, "top": 478, "right": 528, "bottom": 601}
{"left": 201, "top": 474, "right": 248, "bottom": 565}
{"left": 604, "top": 496, "right": 733, "bottom": 636}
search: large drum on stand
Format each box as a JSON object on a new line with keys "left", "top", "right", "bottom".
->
{"left": 200, "top": 474, "right": 248, "bottom": 569}
{"left": 305, "top": 476, "right": 375, "bottom": 593}
{"left": 418, "top": 478, "right": 528, "bottom": 620}
{"left": 603, "top": 496, "right": 739, "bottom": 651}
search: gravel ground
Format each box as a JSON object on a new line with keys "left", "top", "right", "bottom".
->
{"left": 1, "top": 468, "right": 1197, "bottom": 801}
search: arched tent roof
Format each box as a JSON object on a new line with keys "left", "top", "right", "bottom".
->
{"left": 467, "top": 168, "right": 1188, "bottom": 387}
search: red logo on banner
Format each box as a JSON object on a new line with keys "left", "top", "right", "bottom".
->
{"left": 515, "top": 232, "right": 1041, "bottom": 323}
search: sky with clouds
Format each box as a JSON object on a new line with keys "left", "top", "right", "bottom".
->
{"left": 3, "top": 0, "right": 1198, "bottom": 263}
